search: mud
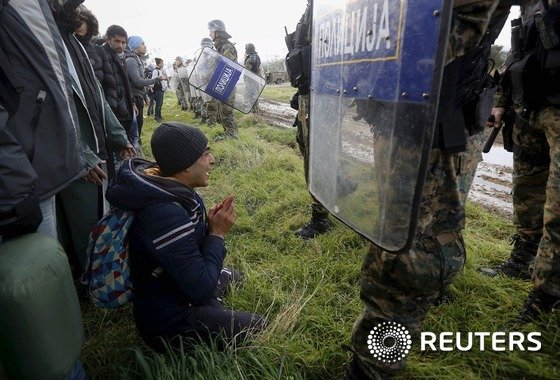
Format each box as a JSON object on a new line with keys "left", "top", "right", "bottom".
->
{"left": 258, "top": 98, "right": 514, "bottom": 218}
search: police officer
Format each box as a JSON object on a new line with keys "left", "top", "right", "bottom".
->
{"left": 244, "top": 43, "right": 262, "bottom": 113}
{"left": 208, "top": 19, "right": 238, "bottom": 139}
{"left": 288, "top": 0, "right": 335, "bottom": 239}
{"left": 191, "top": 38, "right": 214, "bottom": 121}
{"left": 480, "top": 0, "right": 560, "bottom": 324}
{"left": 345, "top": 2, "right": 512, "bottom": 378}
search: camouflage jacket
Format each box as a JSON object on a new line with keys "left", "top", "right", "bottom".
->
{"left": 213, "top": 33, "right": 238, "bottom": 63}
{"left": 447, "top": 0, "right": 512, "bottom": 64}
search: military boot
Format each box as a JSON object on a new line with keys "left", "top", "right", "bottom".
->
{"left": 294, "top": 212, "right": 333, "bottom": 239}
{"left": 343, "top": 355, "right": 389, "bottom": 380}
{"left": 478, "top": 235, "right": 538, "bottom": 280}
{"left": 511, "top": 289, "right": 560, "bottom": 326}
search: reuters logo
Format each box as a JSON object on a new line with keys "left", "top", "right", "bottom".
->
{"left": 367, "top": 322, "right": 412, "bottom": 362}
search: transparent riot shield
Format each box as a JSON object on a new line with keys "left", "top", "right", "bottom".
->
{"left": 188, "top": 47, "right": 266, "bottom": 114}
{"left": 309, "top": 0, "right": 452, "bottom": 252}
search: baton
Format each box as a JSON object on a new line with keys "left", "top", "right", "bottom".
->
{"left": 482, "top": 115, "right": 500, "bottom": 153}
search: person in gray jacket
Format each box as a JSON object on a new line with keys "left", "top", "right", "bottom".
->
{"left": 125, "top": 35, "right": 165, "bottom": 141}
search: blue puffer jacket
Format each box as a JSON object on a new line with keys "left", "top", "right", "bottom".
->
{"left": 106, "top": 158, "right": 226, "bottom": 336}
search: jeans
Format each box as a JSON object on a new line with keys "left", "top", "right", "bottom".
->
{"left": 37, "top": 195, "right": 57, "bottom": 239}
{"left": 154, "top": 90, "right": 164, "bottom": 120}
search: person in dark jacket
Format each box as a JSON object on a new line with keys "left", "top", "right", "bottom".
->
{"left": 50, "top": 0, "right": 135, "bottom": 272}
{"left": 106, "top": 122, "right": 266, "bottom": 350}
{"left": 102, "top": 24, "right": 135, "bottom": 138}
{"left": 0, "top": 0, "right": 85, "bottom": 240}
{"left": 74, "top": 5, "right": 113, "bottom": 93}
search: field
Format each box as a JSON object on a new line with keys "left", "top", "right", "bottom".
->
{"left": 14, "top": 89, "right": 560, "bottom": 379}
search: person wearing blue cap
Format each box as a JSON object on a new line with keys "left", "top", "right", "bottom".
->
{"left": 125, "top": 35, "right": 165, "bottom": 142}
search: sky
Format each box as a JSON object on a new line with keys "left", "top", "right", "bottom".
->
{"left": 83, "top": 0, "right": 305, "bottom": 64}
{"left": 83, "top": 1, "right": 519, "bottom": 65}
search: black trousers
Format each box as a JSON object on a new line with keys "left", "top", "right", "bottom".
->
{"left": 153, "top": 90, "right": 164, "bottom": 119}
{"left": 141, "top": 298, "right": 266, "bottom": 352}
{"left": 133, "top": 95, "right": 144, "bottom": 139}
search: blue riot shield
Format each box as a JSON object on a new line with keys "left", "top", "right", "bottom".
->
{"left": 309, "top": 0, "right": 452, "bottom": 252}
{"left": 188, "top": 47, "right": 266, "bottom": 114}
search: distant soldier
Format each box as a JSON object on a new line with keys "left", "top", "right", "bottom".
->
{"left": 208, "top": 19, "right": 238, "bottom": 139}
{"left": 244, "top": 43, "right": 262, "bottom": 113}
{"left": 192, "top": 37, "right": 215, "bottom": 123}
{"left": 173, "top": 56, "right": 189, "bottom": 111}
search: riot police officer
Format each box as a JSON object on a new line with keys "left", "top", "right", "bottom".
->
{"left": 344, "top": 1, "right": 512, "bottom": 378}
{"left": 480, "top": 0, "right": 560, "bottom": 324}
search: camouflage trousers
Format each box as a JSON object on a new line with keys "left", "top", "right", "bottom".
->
{"left": 176, "top": 80, "right": 189, "bottom": 110}
{"left": 205, "top": 99, "right": 219, "bottom": 125}
{"left": 520, "top": 106, "right": 560, "bottom": 297}
{"left": 350, "top": 131, "right": 487, "bottom": 377}
{"left": 218, "top": 101, "right": 238, "bottom": 138}
{"left": 297, "top": 94, "right": 329, "bottom": 219}
{"left": 511, "top": 116, "right": 549, "bottom": 243}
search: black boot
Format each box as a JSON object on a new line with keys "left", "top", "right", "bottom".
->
{"left": 478, "top": 235, "right": 538, "bottom": 280}
{"left": 344, "top": 355, "right": 389, "bottom": 380}
{"left": 512, "top": 289, "right": 560, "bottom": 326}
{"left": 294, "top": 213, "right": 332, "bottom": 239}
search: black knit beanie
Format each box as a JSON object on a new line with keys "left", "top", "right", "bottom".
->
{"left": 150, "top": 122, "right": 208, "bottom": 176}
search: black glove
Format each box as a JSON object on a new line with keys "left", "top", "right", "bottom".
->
{"left": 0, "top": 191, "right": 43, "bottom": 239}
{"left": 48, "top": 0, "right": 85, "bottom": 34}
{"left": 289, "top": 91, "right": 299, "bottom": 110}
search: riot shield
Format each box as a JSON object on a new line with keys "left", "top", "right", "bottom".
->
{"left": 177, "top": 66, "right": 191, "bottom": 98}
{"left": 188, "top": 47, "right": 266, "bottom": 114}
{"left": 309, "top": 0, "right": 452, "bottom": 252}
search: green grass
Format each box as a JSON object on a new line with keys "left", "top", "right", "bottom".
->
{"left": 61, "top": 92, "right": 560, "bottom": 379}
{"left": 260, "top": 83, "right": 295, "bottom": 103}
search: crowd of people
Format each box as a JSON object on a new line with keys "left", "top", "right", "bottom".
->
{"left": 0, "top": 0, "right": 558, "bottom": 379}
{"left": 0, "top": 0, "right": 263, "bottom": 378}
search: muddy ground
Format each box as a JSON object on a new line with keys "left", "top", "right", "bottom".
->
{"left": 258, "top": 98, "right": 513, "bottom": 219}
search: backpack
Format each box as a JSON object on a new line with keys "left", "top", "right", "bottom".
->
{"left": 144, "top": 67, "right": 152, "bottom": 79}
{"left": 80, "top": 207, "right": 135, "bottom": 308}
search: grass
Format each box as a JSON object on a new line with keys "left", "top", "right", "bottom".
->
{"left": 260, "top": 83, "right": 295, "bottom": 103}
{"left": 10, "top": 91, "right": 560, "bottom": 379}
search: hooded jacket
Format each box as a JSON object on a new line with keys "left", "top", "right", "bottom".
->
{"left": 125, "top": 50, "right": 159, "bottom": 99}
{"left": 106, "top": 158, "right": 226, "bottom": 336}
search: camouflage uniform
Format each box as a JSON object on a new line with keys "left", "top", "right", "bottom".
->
{"left": 244, "top": 44, "right": 261, "bottom": 113}
{"left": 213, "top": 31, "right": 238, "bottom": 138}
{"left": 173, "top": 59, "right": 189, "bottom": 110}
{"left": 349, "top": 2, "right": 512, "bottom": 377}
{"left": 297, "top": 94, "right": 331, "bottom": 222}
{"left": 489, "top": 0, "right": 560, "bottom": 300}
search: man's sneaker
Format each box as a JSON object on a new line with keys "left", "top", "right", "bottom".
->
{"left": 511, "top": 289, "right": 560, "bottom": 326}
{"left": 478, "top": 235, "right": 538, "bottom": 280}
{"left": 294, "top": 217, "right": 333, "bottom": 239}
{"left": 214, "top": 267, "right": 246, "bottom": 300}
